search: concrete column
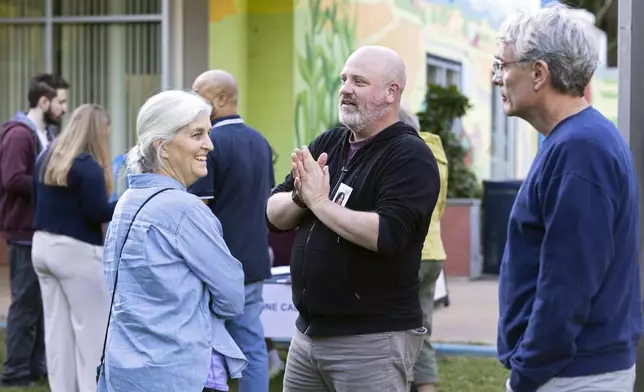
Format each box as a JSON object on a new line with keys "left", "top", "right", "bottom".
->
{"left": 618, "top": 0, "right": 644, "bottom": 389}
{"left": 181, "top": 0, "right": 209, "bottom": 89}
{"left": 107, "top": 0, "right": 127, "bottom": 195}
{"left": 161, "top": 0, "right": 170, "bottom": 90}
{"left": 107, "top": 0, "right": 126, "bottom": 160}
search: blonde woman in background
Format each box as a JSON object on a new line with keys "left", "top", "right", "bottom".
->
{"left": 400, "top": 107, "right": 448, "bottom": 392}
{"left": 31, "top": 104, "right": 116, "bottom": 392}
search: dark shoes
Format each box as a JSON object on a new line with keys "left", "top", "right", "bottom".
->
{"left": 0, "top": 374, "right": 46, "bottom": 388}
{"left": 0, "top": 378, "right": 36, "bottom": 388}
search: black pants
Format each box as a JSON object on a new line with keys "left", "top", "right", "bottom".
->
{"left": 1, "top": 243, "right": 46, "bottom": 384}
{"left": 203, "top": 388, "right": 227, "bottom": 392}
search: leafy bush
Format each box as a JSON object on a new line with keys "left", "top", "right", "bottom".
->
{"left": 417, "top": 84, "right": 481, "bottom": 199}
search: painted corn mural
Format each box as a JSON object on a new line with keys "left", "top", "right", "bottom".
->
{"left": 209, "top": 0, "right": 618, "bottom": 180}
{"left": 294, "top": 0, "right": 357, "bottom": 147}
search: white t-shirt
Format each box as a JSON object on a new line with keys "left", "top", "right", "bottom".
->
{"left": 36, "top": 128, "right": 49, "bottom": 149}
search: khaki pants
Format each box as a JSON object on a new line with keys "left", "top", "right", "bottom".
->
{"left": 283, "top": 328, "right": 425, "bottom": 392}
{"left": 413, "top": 260, "right": 444, "bottom": 386}
{"left": 32, "top": 231, "right": 110, "bottom": 392}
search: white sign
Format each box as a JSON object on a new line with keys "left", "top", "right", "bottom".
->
{"left": 261, "top": 283, "right": 299, "bottom": 339}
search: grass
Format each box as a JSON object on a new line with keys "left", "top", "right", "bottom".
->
{"left": 0, "top": 330, "right": 508, "bottom": 391}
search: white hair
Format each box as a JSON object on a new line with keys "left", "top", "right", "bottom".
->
{"left": 498, "top": 3, "right": 599, "bottom": 96}
{"left": 127, "top": 90, "right": 211, "bottom": 174}
{"left": 399, "top": 106, "right": 420, "bottom": 132}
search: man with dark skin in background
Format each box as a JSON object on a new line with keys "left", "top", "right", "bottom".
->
{"left": 190, "top": 70, "right": 273, "bottom": 392}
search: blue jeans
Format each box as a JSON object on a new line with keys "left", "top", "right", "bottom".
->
{"left": 225, "top": 282, "right": 268, "bottom": 392}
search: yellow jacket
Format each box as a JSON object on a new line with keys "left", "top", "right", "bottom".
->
{"left": 419, "top": 132, "right": 448, "bottom": 261}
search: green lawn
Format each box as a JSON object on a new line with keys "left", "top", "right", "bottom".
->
{"left": 0, "top": 330, "right": 508, "bottom": 391}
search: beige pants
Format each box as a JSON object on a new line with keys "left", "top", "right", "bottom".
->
{"left": 32, "top": 231, "right": 110, "bottom": 392}
{"left": 284, "top": 328, "right": 425, "bottom": 392}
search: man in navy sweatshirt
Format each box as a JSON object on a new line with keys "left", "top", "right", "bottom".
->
{"left": 0, "top": 73, "right": 69, "bottom": 387}
{"left": 495, "top": 4, "right": 642, "bottom": 392}
{"left": 190, "top": 70, "right": 274, "bottom": 392}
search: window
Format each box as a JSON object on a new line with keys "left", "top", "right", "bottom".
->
{"left": 426, "top": 54, "right": 463, "bottom": 134}
{"left": 427, "top": 55, "right": 462, "bottom": 89}
{"left": 0, "top": 0, "right": 164, "bottom": 159}
{"left": 52, "top": 21, "right": 161, "bottom": 149}
{"left": 0, "top": 24, "right": 46, "bottom": 123}
{"left": 490, "top": 82, "right": 517, "bottom": 179}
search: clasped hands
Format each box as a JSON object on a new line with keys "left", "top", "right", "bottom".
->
{"left": 292, "top": 147, "right": 330, "bottom": 209}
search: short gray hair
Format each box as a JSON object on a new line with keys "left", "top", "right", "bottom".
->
{"left": 399, "top": 106, "right": 420, "bottom": 132}
{"left": 498, "top": 3, "right": 599, "bottom": 96}
{"left": 383, "top": 62, "right": 407, "bottom": 93}
{"left": 127, "top": 90, "right": 211, "bottom": 174}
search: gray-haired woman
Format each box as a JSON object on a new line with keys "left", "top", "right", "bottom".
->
{"left": 97, "top": 90, "right": 247, "bottom": 392}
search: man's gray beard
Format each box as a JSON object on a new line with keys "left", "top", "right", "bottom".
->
{"left": 339, "top": 111, "right": 366, "bottom": 133}
{"left": 339, "top": 103, "right": 388, "bottom": 133}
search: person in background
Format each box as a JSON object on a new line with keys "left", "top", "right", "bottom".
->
{"left": 190, "top": 70, "right": 273, "bottom": 392}
{"left": 496, "top": 4, "right": 641, "bottom": 392}
{"left": 0, "top": 73, "right": 69, "bottom": 388}
{"left": 97, "top": 90, "right": 246, "bottom": 392}
{"left": 31, "top": 104, "right": 116, "bottom": 392}
{"left": 400, "top": 107, "right": 448, "bottom": 392}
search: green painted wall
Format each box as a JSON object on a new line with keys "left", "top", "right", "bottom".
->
{"left": 209, "top": 12, "right": 249, "bottom": 116}
{"left": 246, "top": 11, "right": 294, "bottom": 179}
{"left": 209, "top": 0, "right": 295, "bottom": 178}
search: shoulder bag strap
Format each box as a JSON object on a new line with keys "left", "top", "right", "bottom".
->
{"left": 97, "top": 187, "right": 172, "bottom": 381}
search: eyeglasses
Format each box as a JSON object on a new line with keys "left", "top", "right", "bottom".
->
{"left": 492, "top": 60, "right": 528, "bottom": 76}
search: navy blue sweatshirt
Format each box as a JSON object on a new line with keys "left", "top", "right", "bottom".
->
{"left": 33, "top": 152, "right": 117, "bottom": 246}
{"left": 498, "top": 107, "right": 643, "bottom": 391}
{"left": 188, "top": 115, "right": 275, "bottom": 283}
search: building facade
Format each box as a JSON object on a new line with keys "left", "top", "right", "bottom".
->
{"left": 0, "top": 0, "right": 619, "bottom": 186}
{"left": 209, "top": 0, "right": 544, "bottom": 181}
{"left": 0, "top": 0, "right": 209, "bottom": 160}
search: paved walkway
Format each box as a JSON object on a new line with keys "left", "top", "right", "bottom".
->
{"left": 0, "top": 266, "right": 499, "bottom": 345}
{"left": 432, "top": 277, "right": 498, "bottom": 345}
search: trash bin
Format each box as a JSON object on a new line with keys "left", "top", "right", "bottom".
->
{"left": 482, "top": 180, "right": 522, "bottom": 275}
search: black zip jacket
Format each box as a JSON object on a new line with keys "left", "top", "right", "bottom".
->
{"left": 268, "top": 122, "right": 440, "bottom": 337}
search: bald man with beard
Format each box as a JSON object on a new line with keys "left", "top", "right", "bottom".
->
{"left": 190, "top": 70, "right": 274, "bottom": 392}
{"left": 266, "top": 46, "right": 441, "bottom": 391}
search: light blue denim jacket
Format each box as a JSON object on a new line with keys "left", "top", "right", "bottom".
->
{"left": 97, "top": 174, "right": 247, "bottom": 392}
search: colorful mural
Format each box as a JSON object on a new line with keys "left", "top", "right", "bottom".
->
{"left": 209, "top": 0, "right": 618, "bottom": 181}
{"left": 294, "top": 0, "right": 357, "bottom": 147}
{"left": 293, "top": 0, "right": 541, "bottom": 179}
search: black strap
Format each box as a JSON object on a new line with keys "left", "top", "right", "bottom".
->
{"left": 97, "top": 187, "right": 172, "bottom": 381}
